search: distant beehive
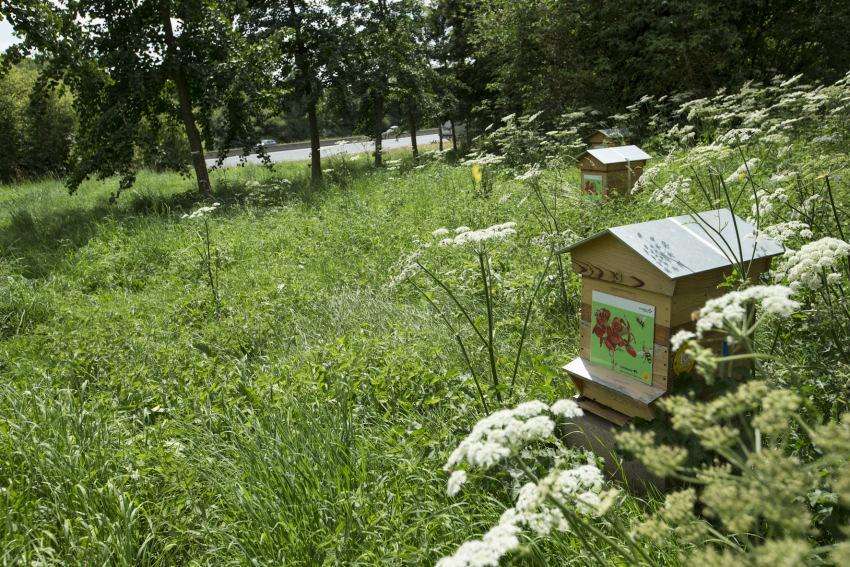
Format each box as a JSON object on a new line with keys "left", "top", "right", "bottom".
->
{"left": 587, "top": 127, "right": 631, "bottom": 148}
{"left": 559, "top": 209, "right": 784, "bottom": 425}
{"left": 578, "top": 145, "right": 651, "bottom": 197}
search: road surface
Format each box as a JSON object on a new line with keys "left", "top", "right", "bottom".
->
{"left": 205, "top": 132, "right": 442, "bottom": 169}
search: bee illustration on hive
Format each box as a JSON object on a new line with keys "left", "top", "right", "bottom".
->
{"left": 640, "top": 345, "right": 652, "bottom": 364}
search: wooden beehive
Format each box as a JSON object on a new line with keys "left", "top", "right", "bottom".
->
{"left": 587, "top": 127, "right": 630, "bottom": 149}
{"left": 560, "top": 209, "right": 784, "bottom": 425}
{"left": 579, "top": 145, "right": 650, "bottom": 197}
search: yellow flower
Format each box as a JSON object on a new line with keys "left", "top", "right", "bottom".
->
{"left": 471, "top": 164, "right": 483, "bottom": 184}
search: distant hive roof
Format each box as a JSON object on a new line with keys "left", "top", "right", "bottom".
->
{"left": 563, "top": 209, "right": 784, "bottom": 280}
{"left": 593, "top": 127, "right": 630, "bottom": 138}
{"left": 584, "top": 145, "right": 651, "bottom": 165}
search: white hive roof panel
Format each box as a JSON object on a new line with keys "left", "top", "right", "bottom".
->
{"left": 586, "top": 145, "right": 651, "bottom": 165}
{"left": 564, "top": 209, "right": 785, "bottom": 280}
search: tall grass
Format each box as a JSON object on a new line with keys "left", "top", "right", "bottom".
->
{"left": 1, "top": 148, "right": 640, "bottom": 563}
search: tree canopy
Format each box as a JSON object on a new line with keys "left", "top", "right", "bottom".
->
{"left": 2, "top": 0, "right": 849, "bottom": 189}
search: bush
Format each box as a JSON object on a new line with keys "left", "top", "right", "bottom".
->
{"left": 0, "top": 64, "right": 76, "bottom": 184}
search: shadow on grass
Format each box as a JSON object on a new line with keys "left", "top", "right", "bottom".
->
{"left": 0, "top": 149, "right": 420, "bottom": 278}
{"left": 0, "top": 170, "right": 311, "bottom": 279}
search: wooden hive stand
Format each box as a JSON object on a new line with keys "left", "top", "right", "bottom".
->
{"left": 559, "top": 209, "right": 784, "bottom": 425}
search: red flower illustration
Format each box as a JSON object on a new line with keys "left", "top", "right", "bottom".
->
{"left": 592, "top": 309, "right": 637, "bottom": 364}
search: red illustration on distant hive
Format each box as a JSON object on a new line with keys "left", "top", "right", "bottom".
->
{"left": 592, "top": 308, "right": 637, "bottom": 364}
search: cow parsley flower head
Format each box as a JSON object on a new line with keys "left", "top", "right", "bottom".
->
{"left": 182, "top": 202, "right": 220, "bottom": 219}
{"left": 438, "top": 462, "right": 611, "bottom": 566}
{"left": 694, "top": 285, "right": 799, "bottom": 336}
{"left": 439, "top": 395, "right": 616, "bottom": 567}
{"left": 717, "top": 128, "right": 760, "bottom": 145}
{"left": 724, "top": 158, "right": 760, "bottom": 185}
{"left": 432, "top": 227, "right": 451, "bottom": 237}
{"left": 439, "top": 223, "right": 517, "bottom": 247}
{"left": 776, "top": 237, "right": 850, "bottom": 290}
{"left": 436, "top": 509, "right": 522, "bottom": 567}
{"left": 651, "top": 175, "right": 691, "bottom": 205}
{"left": 550, "top": 398, "right": 583, "bottom": 419}
{"left": 750, "top": 220, "right": 811, "bottom": 244}
{"left": 463, "top": 153, "right": 504, "bottom": 166}
{"left": 671, "top": 330, "right": 697, "bottom": 351}
{"left": 444, "top": 399, "right": 583, "bottom": 474}
{"left": 447, "top": 470, "right": 468, "bottom": 497}
{"left": 515, "top": 164, "right": 542, "bottom": 181}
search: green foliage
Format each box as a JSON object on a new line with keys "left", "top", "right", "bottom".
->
{"left": 0, "top": 64, "right": 75, "bottom": 183}
{"left": 471, "top": 0, "right": 850, "bottom": 119}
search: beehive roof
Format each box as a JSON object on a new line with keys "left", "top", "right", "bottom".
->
{"left": 562, "top": 209, "right": 784, "bottom": 280}
{"left": 584, "top": 145, "right": 651, "bottom": 165}
{"left": 593, "top": 127, "right": 630, "bottom": 138}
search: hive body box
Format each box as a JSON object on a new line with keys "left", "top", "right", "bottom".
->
{"left": 587, "top": 127, "right": 631, "bottom": 149}
{"left": 561, "top": 209, "right": 783, "bottom": 425}
{"left": 579, "top": 145, "right": 651, "bottom": 197}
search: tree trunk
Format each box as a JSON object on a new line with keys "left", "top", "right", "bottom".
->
{"left": 374, "top": 92, "right": 384, "bottom": 167}
{"left": 161, "top": 7, "right": 211, "bottom": 196}
{"left": 307, "top": 99, "right": 322, "bottom": 183}
{"left": 450, "top": 119, "right": 457, "bottom": 152}
{"left": 288, "top": 0, "right": 321, "bottom": 185}
{"left": 438, "top": 122, "right": 444, "bottom": 152}
{"left": 408, "top": 108, "right": 418, "bottom": 160}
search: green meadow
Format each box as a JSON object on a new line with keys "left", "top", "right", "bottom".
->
{"left": 1, "top": 149, "right": 663, "bottom": 564}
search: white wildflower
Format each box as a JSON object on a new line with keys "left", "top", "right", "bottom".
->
{"left": 515, "top": 164, "right": 542, "bottom": 181}
{"left": 524, "top": 111, "right": 544, "bottom": 124}
{"left": 780, "top": 74, "right": 803, "bottom": 88}
{"left": 813, "top": 134, "right": 838, "bottom": 143}
{"left": 751, "top": 221, "right": 812, "bottom": 244}
{"left": 776, "top": 237, "right": 850, "bottom": 290}
{"left": 440, "top": 223, "right": 516, "bottom": 247}
{"left": 436, "top": 510, "right": 521, "bottom": 567}
{"left": 651, "top": 175, "right": 691, "bottom": 205}
{"left": 670, "top": 330, "right": 696, "bottom": 351}
{"left": 463, "top": 154, "right": 504, "bottom": 166}
{"left": 182, "top": 202, "right": 220, "bottom": 219}
{"left": 724, "top": 158, "right": 760, "bottom": 185}
{"left": 550, "top": 399, "right": 583, "bottom": 419}
{"left": 532, "top": 229, "right": 579, "bottom": 249}
{"left": 717, "top": 128, "right": 760, "bottom": 145}
{"left": 447, "top": 470, "right": 468, "bottom": 497}
{"left": 445, "top": 401, "right": 554, "bottom": 472}
{"left": 432, "top": 227, "right": 451, "bottom": 237}
{"left": 387, "top": 249, "right": 422, "bottom": 288}
{"left": 694, "top": 285, "right": 799, "bottom": 336}
{"left": 512, "top": 400, "right": 549, "bottom": 418}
